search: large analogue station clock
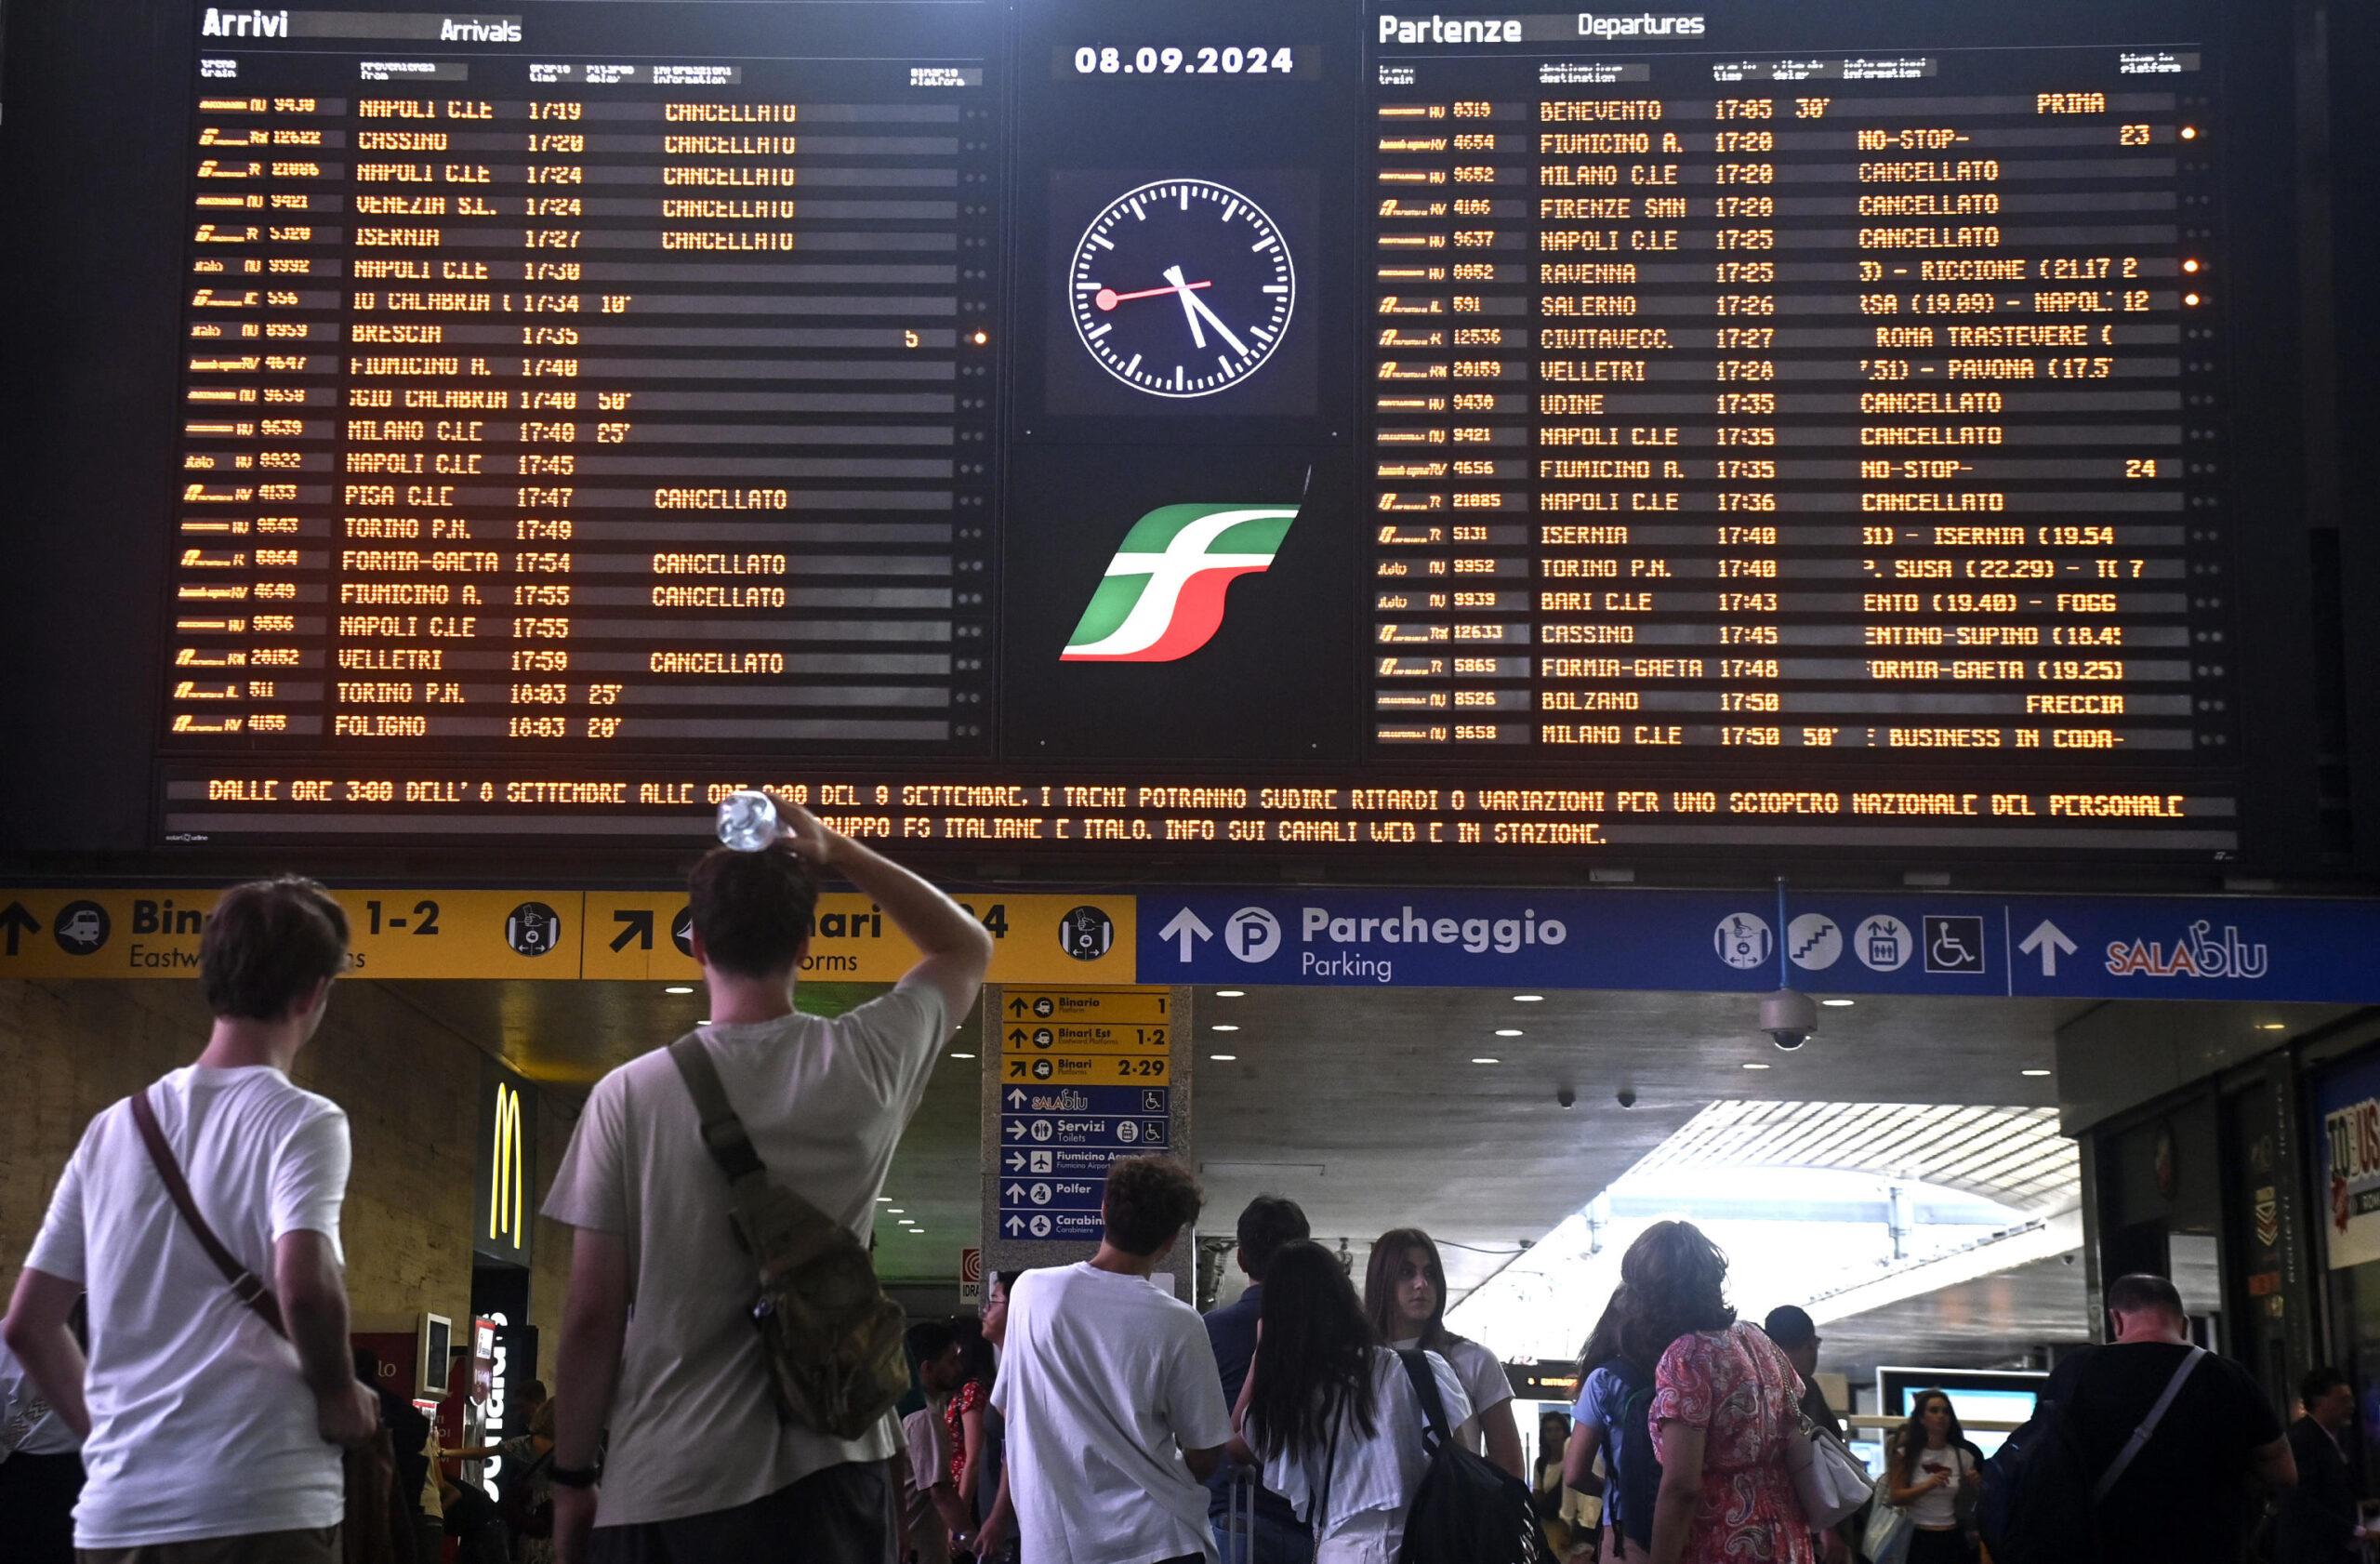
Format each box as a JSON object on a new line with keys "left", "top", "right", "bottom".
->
{"left": 1067, "top": 178, "right": 1295, "bottom": 399}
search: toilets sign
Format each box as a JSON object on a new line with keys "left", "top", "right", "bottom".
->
{"left": 1139, "top": 889, "right": 2380, "bottom": 1001}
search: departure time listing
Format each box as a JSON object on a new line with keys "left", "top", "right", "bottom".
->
{"left": 1363, "top": 16, "right": 2229, "bottom": 765}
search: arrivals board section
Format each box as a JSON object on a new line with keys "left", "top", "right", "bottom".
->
{"left": 164, "top": 2, "right": 998, "bottom": 754}
{"left": 0, "top": 0, "right": 2325, "bottom": 862}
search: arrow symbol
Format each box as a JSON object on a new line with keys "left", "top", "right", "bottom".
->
{"left": 1008, "top": 1027, "right": 1028, "bottom": 1044}
{"left": 0, "top": 902, "right": 39, "bottom": 957}
{"left": 1005, "top": 1121, "right": 1026, "bottom": 1141}
{"left": 1158, "top": 908, "right": 1213, "bottom": 962}
{"left": 2018, "top": 919, "right": 2078, "bottom": 977}
{"left": 1008, "top": 998, "right": 1028, "bottom": 1016}
{"left": 1006, "top": 1152, "right": 1026, "bottom": 1171}
{"left": 609, "top": 909, "right": 654, "bottom": 953}
{"left": 1005, "top": 1183, "right": 1025, "bottom": 1202}
{"left": 1006, "top": 1088, "right": 1027, "bottom": 1108}
{"left": 1003, "top": 1215, "right": 1025, "bottom": 1235}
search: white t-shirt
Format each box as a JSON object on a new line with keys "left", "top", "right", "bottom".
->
{"left": 0, "top": 1340, "right": 78, "bottom": 1458}
{"left": 22, "top": 1066, "right": 349, "bottom": 1547}
{"left": 1260, "top": 1347, "right": 1473, "bottom": 1547}
{"left": 991, "top": 1263, "right": 1235, "bottom": 1564}
{"left": 541, "top": 984, "right": 947, "bottom": 1526}
{"left": 1388, "top": 1334, "right": 1510, "bottom": 1456}
{"left": 1904, "top": 1443, "right": 1972, "bottom": 1528}
{"left": 901, "top": 1406, "right": 952, "bottom": 1564}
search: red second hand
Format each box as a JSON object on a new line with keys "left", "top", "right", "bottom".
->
{"left": 1095, "top": 280, "right": 1211, "bottom": 311}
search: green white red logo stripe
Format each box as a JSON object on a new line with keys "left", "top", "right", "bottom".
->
{"left": 1061, "top": 504, "right": 1300, "bottom": 662}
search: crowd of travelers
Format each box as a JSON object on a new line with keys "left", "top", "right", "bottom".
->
{"left": 0, "top": 802, "right": 2366, "bottom": 1564}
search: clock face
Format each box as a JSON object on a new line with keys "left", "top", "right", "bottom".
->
{"left": 1068, "top": 179, "right": 1295, "bottom": 399}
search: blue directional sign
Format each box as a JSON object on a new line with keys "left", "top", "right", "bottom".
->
{"left": 997, "top": 1210, "right": 1104, "bottom": 1242}
{"left": 1139, "top": 888, "right": 2380, "bottom": 1002}
{"left": 997, "top": 1176, "right": 1104, "bottom": 1213}
{"left": 999, "top": 1146, "right": 1130, "bottom": 1177}
{"left": 998, "top": 1115, "right": 1170, "bottom": 1149}
{"left": 1001, "top": 1085, "right": 1172, "bottom": 1116}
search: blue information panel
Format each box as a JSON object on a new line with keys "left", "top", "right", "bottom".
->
{"left": 996, "top": 1083, "right": 1172, "bottom": 1234}
{"left": 1140, "top": 889, "right": 2380, "bottom": 1001}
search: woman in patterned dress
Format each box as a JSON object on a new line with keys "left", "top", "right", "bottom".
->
{"left": 1620, "top": 1221, "right": 1816, "bottom": 1564}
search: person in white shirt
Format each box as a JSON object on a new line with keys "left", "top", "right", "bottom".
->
{"left": 4, "top": 875, "right": 378, "bottom": 1564}
{"left": 1, "top": 1329, "right": 86, "bottom": 1564}
{"left": 1235, "top": 1240, "right": 1475, "bottom": 1564}
{"left": 990, "top": 1156, "right": 1233, "bottom": 1564}
{"left": 543, "top": 797, "right": 992, "bottom": 1564}
{"left": 1361, "top": 1227, "right": 1525, "bottom": 1479}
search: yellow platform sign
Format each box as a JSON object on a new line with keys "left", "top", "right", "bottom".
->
{"left": 1003, "top": 1053, "right": 1171, "bottom": 1083}
{"left": 580, "top": 893, "right": 1136, "bottom": 985}
{"left": 0, "top": 888, "right": 1138, "bottom": 985}
{"left": 999, "top": 987, "right": 1174, "bottom": 1025}
{"left": 1000, "top": 1021, "right": 1170, "bottom": 1055}
{"left": 0, "top": 888, "right": 583, "bottom": 980}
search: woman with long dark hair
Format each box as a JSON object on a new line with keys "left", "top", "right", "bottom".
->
{"left": 1623, "top": 1221, "right": 1814, "bottom": 1564}
{"left": 1565, "top": 1288, "right": 1660, "bottom": 1562}
{"left": 1361, "top": 1226, "right": 1526, "bottom": 1478}
{"left": 1238, "top": 1239, "right": 1476, "bottom": 1562}
{"left": 1884, "top": 1390, "right": 1982, "bottom": 1563}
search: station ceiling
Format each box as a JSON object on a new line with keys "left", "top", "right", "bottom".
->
{"left": 380, "top": 975, "right": 2093, "bottom": 1292}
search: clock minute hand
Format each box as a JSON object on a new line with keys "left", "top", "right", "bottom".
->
{"left": 1162, "top": 264, "right": 1209, "bottom": 350}
{"left": 1181, "top": 282, "right": 1251, "bottom": 358}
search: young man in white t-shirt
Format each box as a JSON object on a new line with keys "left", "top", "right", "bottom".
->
{"left": 5, "top": 875, "right": 378, "bottom": 1564}
{"left": 987, "top": 1156, "right": 1234, "bottom": 1564}
{"left": 542, "top": 798, "right": 992, "bottom": 1564}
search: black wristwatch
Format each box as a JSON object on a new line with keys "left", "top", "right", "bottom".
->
{"left": 549, "top": 1463, "right": 602, "bottom": 1490}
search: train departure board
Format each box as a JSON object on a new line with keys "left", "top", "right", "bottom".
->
{"left": 0, "top": 0, "right": 2336, "bottom": 865}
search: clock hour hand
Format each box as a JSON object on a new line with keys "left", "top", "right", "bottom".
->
{"left": 1179, "top": 280, "right": 1251, "bottom": 358}
{"left": 1162, "top": 264, "right": 1209, "bottom": 350}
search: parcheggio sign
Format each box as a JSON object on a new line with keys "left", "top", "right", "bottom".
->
{"left": 1296, "top": 904, "right": 1567, "bottom": 981}
{"left": 1141, "top": 888, "right": 2380, "bottom": 999}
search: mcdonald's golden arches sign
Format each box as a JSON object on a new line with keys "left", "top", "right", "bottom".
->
{"left": 476, "top": 1067, "right": 536, "bottom": 1265}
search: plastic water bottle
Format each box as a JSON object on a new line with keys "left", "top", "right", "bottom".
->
{"left": 715, "top": 789, "right": 779, "bottom": 851}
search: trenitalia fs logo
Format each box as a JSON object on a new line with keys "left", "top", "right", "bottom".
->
{"left": 1060, "top": 504, "right": 1300, "bottom": 662}
{"left": 488, "top": 1082, "right": 525, "bottom": 1251}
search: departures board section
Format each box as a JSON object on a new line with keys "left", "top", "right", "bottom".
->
{"left": 1364, "top": 11, "right": 2226, "bottom": 766}
{"left": 131, "top": 0, "right": 2277, "bottom": 860}
{"left": 162, "top": 2, "right": 998, "bottom": 754}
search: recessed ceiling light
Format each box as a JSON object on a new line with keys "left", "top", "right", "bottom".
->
{"left": 1741, "top": 1062, "right": 1771, "bottom": 1070}
{"left": 1209, "top": 1054, "right": 1237, "bottom": 1062}
{"left": 949, "top": 1052, "right": 976, "bottom": 1060}
{"left": 1514, "top": 994, "right": 1544, "bottom": 1002}
{"left": 1494, "top": 1028, "right": 1524, "bottom": 1038}
{"left": 2022, "top": 1068, "right": 2053, "bottom": 1078}
{"left": 1471, "top": 1056, "right": 1501, "bottom": 1065}
{"left": 1820, "top": 998, "right": 1856, "bottom": 1008}
{"left": 876, "top": 1196, "right": 892, "bottom": 1203}
{"left": 896, "top": 1217, "right": 913, "bottom": 1226}
{"left": 663, "top": 985, "right": 694, "bottom": 995}
{"left": 2255, "top": 1022, "right": 2286, "bottom": 1031}
{"left": 908, "top": 1228, "right": 925, "bottom": 1235}
{"left": 1211, "top": 1024, "right": 1239, "bottom": 1032}
{"left": 887, "top": 1209, "right": 905, "bottom": 1214}
{"left": 1215, "top": 989, "right": 1246, "bottom": 998}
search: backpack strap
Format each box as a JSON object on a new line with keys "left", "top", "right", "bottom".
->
{"left": 128, "top": 1088, "right": 286, "bottom": 1336}
{"left": 1398, "top": 1348, "right": 1452, "bottom": 1455}
{"left": 2092, "top": 1345, "right": 2203, "bottom": 1503}
{"left": 667, "top": 1033, "right": 840, "bottom": 1230}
